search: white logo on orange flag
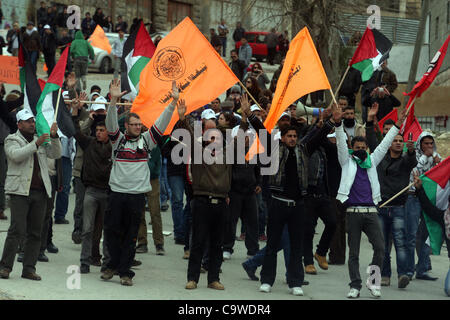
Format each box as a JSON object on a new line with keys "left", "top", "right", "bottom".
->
{"left": 89, "top": 25, "right": 112, "bottom": 54}
{"left": 246, "top": 27, "right": 331, "bottom": 160}
{"left": 131, "top": 17, "right": 239, "bottom": 134}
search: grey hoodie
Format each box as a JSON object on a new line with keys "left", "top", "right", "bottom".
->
{"left": 409, "top": 131, "right": 441, "bottom": 191}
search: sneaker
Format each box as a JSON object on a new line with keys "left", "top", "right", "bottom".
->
{"left": 259, "top": 283, "right": 271, "bottom": 293}
{"left": 347, "top": 288, "right": 360, "bottom": 299}
{"left": 101, "top": 269, "right": 116, "bottom": 280}
{"left": 381, "top": 277, "right": 390, "bottom": 286}
{"left": 21, "top": 272, "right": 42, "bottom": 281}
{"left": 314, "top": 253, "right": 328, "bottom": 270}
{"left": 155, "top": 245, "right": 165, "bottom": 256}
{"left": 120, "top": 276, "right": 133, "bottom": 286}
{"left": 0, "top": 268, "right": 10, "bottom": 279}
{"left": 80, "top": 264, "right": 90, "bottom": 274}
{"left": 223, "top": 251, "right": 231, "bottom": 260}
{"left": 161, "top": 203, "right": 169, "bottom": 212}
{"left": 16, "top": 252, "right": 24, "bottom": 263}
{"left": 289, "top": 287, "right": 304, "bottom": 296}
{"left": 242, "top": 263, "right": 259, "bottom": 281}
{"left": 54, "top": 218, "right": 69, "bottom": 224}
{"left": 305, "top": 264, "right": 317, "bottom": 275}
{"left": 366, "top": 283, "right": 381, "bottom": 298}
{"left": 131, "top": 259, "right": 142, "bottom": 267}
{"left": 183, "top": 250, "right": 190, "bottom": 260}
{"left": 258, "top": 234, "right": 267, "bottom": 242}
{"left": 398, "top": 275, "right": 410, "bottom": 289}
{"left": 208, "top": 281, "right": 225, "bottom": 290}
{"left": 185, "top": 280, "right": 197, "bottom": 289}
{"left": 135, "top": 245, "right": 148, "bottom": 254}
{"left": 38, "top": 252, "right": 49, "bottom": 262}
{"left": 46, "top": 242, "right": 59, "bottom": 253}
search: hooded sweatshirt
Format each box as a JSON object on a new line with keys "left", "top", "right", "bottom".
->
{"left": 409, "top": 131, "right": 441, "bottom": 191}
{"left": 70, "top": 30, "right": 95, "bottom": 60}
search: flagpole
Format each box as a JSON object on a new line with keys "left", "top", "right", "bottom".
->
{"left": 379, "top": 182, "right": 415, "bottom": 208}
{"left": 64, "top": 100, "right": 133, "bottom": 106}
{"left": 328, "top": 88, "right": 338, "bottom": 107}
{"left": 53, "top": 87, "right": 62, "bottom": 123}
{"left": 237, "top": 80, "right": 264, "bottom": 110}
{"left": 327, "top": 65, "right": 350, "bottom": 108}
{"left": 405, "top": 95, "right": 417, "bottom": 117}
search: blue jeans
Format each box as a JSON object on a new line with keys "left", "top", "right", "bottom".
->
{"left": 243, "top": 225, "right": 290, "bottom": 279}
{"left": 159, "top": 159, "right": 171, "bottom": 204}
{"left": 378, "top": 206, "right": 408, "bottom": 277}
{"left": 54, "top": 156, "right": 72, "bottom": 220}
{"left": 29, "top": 51, "right": 39, "bottom": 74}
{"left": 257, "top": 193, "right": 267, "bottom": 236}
{"left": 405, "top": 194, "right": 431, "bottom": 277}
{"left": 168, "top": 175, "right": 185, "bottom": 241}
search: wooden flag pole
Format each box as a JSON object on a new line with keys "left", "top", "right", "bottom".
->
{"left": 328, "top": 65, "right": 351, "bottom": 108}
{"left": 53, "top": 87, "right": 62, "bottom": 123}
{"left": 64, "top": 100, "right": 133, "bottom": 106}
{"left": 328, "top": 88, "right": 339, "bottom": 107}
{"left": 379, "top": 182, "right": 415, "bottom": 208}
{"left": 238, "top": 80, "right": 264, "bottom": 110}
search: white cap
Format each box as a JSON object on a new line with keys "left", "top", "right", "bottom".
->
{"left": 201, "top": 109, "right": 217, "bottom": 120}
{"left": 90, "top": 96, "right": 107, "bottom": 112}
{"left": 250, "top": 104, "right": 261, "bottom": 112}
{"left": 89, "top": 92, "right": 100, "bottom": 101}
{"left": 62, "top": 91, "right": 70, "bottom": 99}
{"left": 327, "top": 133, "right": 336, "bottom": 138}
{"left": 16, "top": 109, "right": 34, "bottom": 122}
{"left": 43, "top": 24, "right": 51, "bottom": 29}
{"left": 278, "top": 112, "right": 291, "bottom": 120}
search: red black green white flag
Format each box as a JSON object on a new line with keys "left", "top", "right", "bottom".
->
{"left": 349, "top": 27, "right": 392, "bottom": 82}
{"left": 121, "top": 21, "right": 156, "bottom": 100}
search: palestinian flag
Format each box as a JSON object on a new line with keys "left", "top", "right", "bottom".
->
{"left": 35, "top": 46, "right": 75, "bottom": 138}
{"left": 22, "top": 55, "right": 42, "bottom": 118}
{"left": 421, "top": 156, "right": 450, "bottom": 255}
{"left": 121, "top": 21, "right": 156, "bottom": 100}
{"left": 18, "top": 44, "right": 26, "bottom": 92}
{"left": 349, "top": 27, "right": 392, "bottom": 82}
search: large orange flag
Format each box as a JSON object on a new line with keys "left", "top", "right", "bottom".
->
{"left": 89, "top": 25, "right": 112, "bottom": 54}
{"left": 247, "top": 27, "right": 331, "bottom": 160}
{"left": 131, "top": 17, "right": 239, "bottom": 134}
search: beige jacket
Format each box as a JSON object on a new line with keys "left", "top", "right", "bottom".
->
{"left": 4, "top": 130, "right": 62, "bottom": 198}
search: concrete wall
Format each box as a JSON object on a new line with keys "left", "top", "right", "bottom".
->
{"left": 429, "top": 0, "right": 450, "bottom": 85}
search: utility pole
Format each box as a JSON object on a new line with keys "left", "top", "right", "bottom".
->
{"left": 406, "top": 0, "right": 430, "bottom": 99}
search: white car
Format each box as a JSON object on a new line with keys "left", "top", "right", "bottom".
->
{"left": 0, "top": 29, "right": 12, "bottom": 56}
{"left": 89, "top": 32, "right": 128, "bottom": 73}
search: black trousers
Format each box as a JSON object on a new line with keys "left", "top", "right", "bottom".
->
{"left": 267, "top": 47, "right": 277, "bottom": 65}
{"left": 43, "top": 51, "right": 56, "bottom": 76}
{"left": 104, "top": 191, "right": 145, "bottom": 278}
{"left": 329, "top": 199, "right": 347, "bottom": 264}
{"left": 303, "top": 195, "right": 337, "bottom": 265}
{"left": 261, "top": 197, "right": 305, "bottom": 288}
{"left": 223, "top": 191, "right": 259, "bottom": 256}
{"left": 187, "top": 196, "right": 227, "bottom": 284}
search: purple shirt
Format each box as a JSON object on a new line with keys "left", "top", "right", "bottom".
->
{"left": 347, "top": 166, "right": 375, "bottom": 207}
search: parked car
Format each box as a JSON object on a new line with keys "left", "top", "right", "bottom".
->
{"left": 89, "top": 32, "right": 128, "bottom": 74}
{"left": 235, "top": 31, "right": 281, "bottom": 63}
{"left": 0, "top": 29, "right": 12, "bottom": 56}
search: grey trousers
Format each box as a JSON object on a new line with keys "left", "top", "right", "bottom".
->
{"left": 73, "top": 177, "right": 85, "bottom": 234}
{"left": 73, "top": 57, "right": 88, "bottom": 90}
{"left": 346, "top": 211, "right": 385, "bottom": 290}
{"left": 0, "top": 190, "right": 47, "bottom": 274}
{"left": 0, "top": 144, "right": 6, "bottom": 211}
{"left": 80, "top": 186, "right": 109, "bottom": 266}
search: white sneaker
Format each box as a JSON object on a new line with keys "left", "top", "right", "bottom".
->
{"left": 223, "top": 251, "right": 231, "bottom": 260}
{"left": 289, "top": 287, "right": 304, "bottom": 296}
{"left": 259, "top": 283, "right": 271, "bottom": 293}
{"left": 366, "top": 284, "right": 381, "bottom": 298}
{"left": 347, "top": 288, "right": 360, "bottom": 299}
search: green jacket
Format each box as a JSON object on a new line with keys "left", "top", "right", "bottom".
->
{"left": 148, "top": 146, "right": 162, "bottom": 180}
{"left": 70, "top": 31, "right": 95, "bottom": 60}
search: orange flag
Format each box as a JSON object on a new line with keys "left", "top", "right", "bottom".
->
{"left": 246, "top": 27, "right": 331, "bottom": 160}
{"left": 88, "top": 25, "right": 112, "bottom": 54}
{"left": 131, "top": 17, "right": 239, "bottom": 134}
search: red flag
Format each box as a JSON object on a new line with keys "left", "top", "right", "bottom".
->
{"left": 400, "top": 100, "right": 422, "bottom": 141}
{"left": 38, "top": 78, "right": 46, "bottom": 91}
{"left": 405, "top": 35, "right": 449, "bottom": 98}
{"left": 424, "top": 156, "right": 450, "bottom": 189}
{"left": 378, "top": 108, "right": 398, "bottom": 131}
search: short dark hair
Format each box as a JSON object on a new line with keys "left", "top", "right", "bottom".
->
{"left": 230, "top": 49, "right": 238, "bottom": 55}
{"left": 338, "top": 96, "right": 348, "bottom": 102}
{"left": 90, "top": 85, "right": 101, "bottom": 93}
{"left": 281, "top": 125, "right": 297, "bottom": 137}
{"left": 219, "top": 111, "right": 236, "bottom": 127}
{"left": 351, "top": 136, "right": 367, "bottom": 147}
{"left": 383, "top": 119, "right": 395, "bottom": 127}
{"left": 212, "top": 97, "right": 221, "bottom": 103}
{"left": 343, "top": 105, "right": 355, "bottom": 112}
{"left": 125, "top": 112, "right": 140, "bottom": 124}
{"left": 95, "top": 121, "right": 106, "bottom": 129}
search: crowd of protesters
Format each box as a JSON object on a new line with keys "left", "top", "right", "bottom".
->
{"left": 0, "top": 3, "right": 448, "bottom": 299}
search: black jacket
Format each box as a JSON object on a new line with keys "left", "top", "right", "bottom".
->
{"left": 42, "top": 32, "right": 57, "bottom": 53}
{"left": 338, "top": 67, "right": 362, "bottom": 106}
{"left": 378, "top": 150, "right": 417, "bottom": 206}
{"left": 229, "top": 59, "right": 246, "bottom": 81}
{"left": 160, "top": 120, "right": 188, "bottom": 178}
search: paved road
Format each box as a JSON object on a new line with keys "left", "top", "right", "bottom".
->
{"left": 0, "top": 192, "right": 448, "bottom": 300}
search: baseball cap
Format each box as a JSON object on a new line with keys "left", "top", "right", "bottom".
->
{"left": 201, "top": 109, "right": 217, "bottom": 120}
{"left": 16, "top": 109, "right": 34, "bottom": 122}
{"left": 90, "top": 96, "right": 107, "bottom": 112}
{"left": 89, "top": 92, "right": 100, "bottom": 101}
{"left": 278, "top": 112, "right": 291, "bottom": 120}
{"left": 62, "top": 91, "right": 70, "bottom": 99}
{"left": 250, "top": 104, "right": 261, "bottom": 112}
{"left": 230, "top": 85, "right": 241, "bottom": 94}
{"left": 43, "top": 24, "right": 51, "bottom": 29}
